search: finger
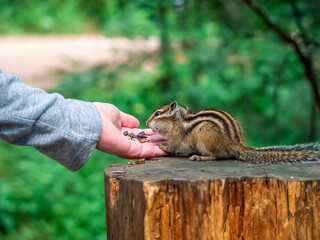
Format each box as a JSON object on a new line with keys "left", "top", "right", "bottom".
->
{"left": 110, "top": 136, "right": 167, "bottom": 159}
{"left": 138, "top": 143, "right": 168, "bottom": 158}
{"left": 121, "top": 141, "right": 168, "bottom": 159}
{"left": 120, "top": 111, "right": 140, "bottom": 128}
{"left": 120, "top": 128, "right": 155, "bottom": 135}
{"left": 138, "top": 129, "right": 157, "bottom": 135}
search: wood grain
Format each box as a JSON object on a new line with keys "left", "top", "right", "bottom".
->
{"left": 104, "top": 158, "right": 320, "bottom": 240}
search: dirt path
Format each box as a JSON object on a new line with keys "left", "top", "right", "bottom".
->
{"left": 0, "top": 35, "right": 159, "bottom": 90}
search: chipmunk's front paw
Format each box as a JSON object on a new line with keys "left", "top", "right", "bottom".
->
{"left": 189, "top": 155, "right": 202, "bottom": 161}
{"left": 159, "top": 144, "right": 172, "bottom": 153}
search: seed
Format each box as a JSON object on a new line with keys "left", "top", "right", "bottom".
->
{"left": 137, "top": 131, "right": 147, "bottom": 138}
{"left": 129, "top": 133, "right": 138, "bottom": 139}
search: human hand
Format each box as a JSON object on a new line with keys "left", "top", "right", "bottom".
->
{"left": 93, "top": 102, "right": 167, "bottom": 159}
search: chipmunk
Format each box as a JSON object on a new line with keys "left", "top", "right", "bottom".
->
{"left": 146, "top": 101, "right": 320, "bottom": 164}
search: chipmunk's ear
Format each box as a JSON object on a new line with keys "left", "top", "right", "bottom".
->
{"left": 169, "top": 101, "right": 178, "bottom": 115}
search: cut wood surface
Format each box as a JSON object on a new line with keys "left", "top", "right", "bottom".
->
{"left": 104, "top": 157, "right": 320, "bottom": 240}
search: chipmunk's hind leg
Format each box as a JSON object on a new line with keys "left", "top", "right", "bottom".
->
{"left": 189, "top": 155, "right": 217, "bottom": 161}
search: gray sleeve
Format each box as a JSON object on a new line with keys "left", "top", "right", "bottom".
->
{"left": 0, "top": 71, "right": 103, "bottom": 171}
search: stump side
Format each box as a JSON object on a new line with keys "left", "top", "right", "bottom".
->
{"left": 104, "top": 158, "right": 320, "bottom": 240}
{"left": 105, "top": 176, "right": 145, "bottom": 240}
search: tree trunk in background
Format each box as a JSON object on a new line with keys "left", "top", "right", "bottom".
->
{"left": 241, "top": 0, "right": 320, "bottom": 139}
{"left": 105, "top": 157, "right": 320, "bottom": 240}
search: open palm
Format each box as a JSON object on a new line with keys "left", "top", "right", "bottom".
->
{"left": 93, "top": 102, "right": 167, "bottom": 159}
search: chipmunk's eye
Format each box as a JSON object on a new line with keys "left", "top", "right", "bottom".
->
{"left": 155, "top": 111, "right": 162, "bottom": 117}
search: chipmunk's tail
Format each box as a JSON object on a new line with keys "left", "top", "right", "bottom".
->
{"left": 236, "top": 143, "right": 320, "bottom": 164}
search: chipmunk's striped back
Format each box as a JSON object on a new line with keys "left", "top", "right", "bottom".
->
{"left": 183, "top": 110, "right": 244, "bottom": 144}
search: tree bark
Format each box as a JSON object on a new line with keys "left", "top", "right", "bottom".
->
{"left": 105, "top": 157, "right": 320, "bottom": 240}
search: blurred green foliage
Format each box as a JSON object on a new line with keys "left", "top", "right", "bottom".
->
{"left": 0, "top": 139, "right": 127, "bottom": 239}
{"left": 0, "top": 0, "right": 320, "bottom": 239}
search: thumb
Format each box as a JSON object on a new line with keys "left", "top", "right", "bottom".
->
{"left": 120, "top": 111, "right": 140, "bottom": 128}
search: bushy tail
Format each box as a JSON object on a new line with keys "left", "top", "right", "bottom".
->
{"left": 236, "top": 143, "right": 320, "bottom": 164}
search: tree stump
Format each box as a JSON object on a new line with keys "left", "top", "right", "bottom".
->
{"left": 104, "top": 157, "right": 320, "bottom": 240}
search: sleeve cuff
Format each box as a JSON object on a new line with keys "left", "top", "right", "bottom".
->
{"left": 35, "top": 101, "right": 103, "bottom": 172}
